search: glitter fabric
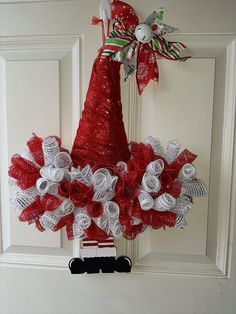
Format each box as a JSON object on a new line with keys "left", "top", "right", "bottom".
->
{"left": 71, "top": 53, "right": 131, "bottom": 167}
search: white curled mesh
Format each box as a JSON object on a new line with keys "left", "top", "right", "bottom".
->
{"left": 175, "top": 214, "right": 187, "bottom": 228}
{"left": 63, "top": 169, "right": 73, "bottom": 182}
{"left": 178, "top": 163, "right": 196, "bottom": 182}
{"left": 40, "top": 212, "right": 60, "bottom": 230}
{"left": 144, "top": 136, "right": 165, "bottom": 157}
{"left": 57, "top": 198, "right": 74, "bottom": 216}
{"left": 47, "top": 183, "right": 59, "bottom": 196}
{"left": 36, "top": 178, "right": 52, "bottom": 195}
{"left": 42, "top": 137, "right": 60, "bottom": 167}
{"left": 21, "top": 150, "right": 39, "bottom": 167}
{"left": 71, "top": 165, "right": 92, "bottom": 186}
{"left": 93, "top": 190, "right": 115, "bottom": 202}
{"left": 39, "top": 199, "right": 74, "bottom": 230}
{"left": 72, "top": 223, "right": 86, "bottom": 239}
{"left": 154, "top": 193, "right": 176, "bottom": 211}
{"left": 93, "top": 215, "right": 109, "bottom": 232}
{"left": 171, "top": 195, "right": 192, "bottom": 214}
{"left": 142, "top": 173, "right": 161, "bottom": 193}
{"left": 183, "top": 179, "right": 207, "bottom": 197}
{"left": 73, "top": 207, "right": 89, "bottom": 229}
{"left": 116, "top": 161, "right": 128, "bottom": 173}
{"left": 92, "top": 168, "right": 112, "bottom": 192}
{"left": 40, "top": 165, "right": 64, "bottom": 182}
{"left": 146, "top": 159, "right": 164, "bottom": 176}
{"left": 11, "top": 187, "right": 38, "bottom": 211}
{"left": 165, "top": 140, "right": 181, "bottom": 165}
{"left": 104, "top": 201, "right": 120, "bottom": 218}
{"left": 110, "top": 176, "right": 118, "bottom": 191}
{"left": 138, "top": 190, "right": 154, "bottom": 210}
{"left": 9, "top": 177, "right": 18, "bottom": 188}
{"left": 111, "top": 221, "right": 123, "bottom": 238}
{"left": 53, "top": 152, "right": 72, "bottom": 169}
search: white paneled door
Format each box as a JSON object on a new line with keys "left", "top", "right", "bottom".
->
{"left": 1, "top": 1, "right": 236, "bottom": 313}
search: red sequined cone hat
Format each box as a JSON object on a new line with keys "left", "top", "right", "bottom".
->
{"left": 71, "top": 0, "right": 139, "bottom": 167}
{"left": 71, "top": 55, "right": 130, "bottom": 167}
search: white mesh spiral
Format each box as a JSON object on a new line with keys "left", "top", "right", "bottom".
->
{"left": 57, "top": 198, "right": 74, "bottom": 216}
{"left": 21, "top": 150, "right": 39, "bottom": 166}
{"left": 92, "top": 168, "right": 112, "bottom": 192}
{"left": 42, "top": 137, "right": 60, "bottom": 167}
{"left": 36, "top": 178, "right": 52, "bottom": 195}
{"left": 40, "top": 165, "right": 64, "bottom": 182}
{"left": 146, "top": 159, "right": 164, "bottom": 176}
{"left": 40, "top": 212, "right": 60, "bottom": 230}
{"left": 104, "top": 201, "right": 120, "bottom": 218}
{"left": 75, "top": 213, "right": 91, "bottom": 230}
{"left": 9, "top": 177, "right": 18, "bottom": 188}
{"left": 63, "top": 169, "right": 73, "bottom": 183}
{"left": 171, "top": 195, "right": 192, "bottom": 214}
{"left": 110, "top": 176, "right": 118, "bottom": 191}
{"left": 93, "top": 215, "right": 109, "bottom": 233}
{"left": 165, "top": 140, "right": 181, "bottom": 164}
{"left": 142, "top": 173, "right": 161, "bottom": 193}
{"left": 72, "top": 223, "right": 85, "bottom": 239}
{"left": 175, "top": 214, "right": 187, "bottom": 228}
{"left": 154, "top": 193, "right": 176, "bottom": 211}
{"left": 178, "top": 163, "right": 196, "bottom": 182}
{"left": 138, "top": 190, "right": 154, "bottom": 210}
{"left": 116, "top": 161, "right": 128, "bottom": 173}
{"left": 183, "top": 179, "right": 207, "bottom": 197}
{"left": 11, "top": 187, "right": 38, "bottom": 211}
{"left": 111, "top": 221, "right": 123, "bottom": 238}
{"left": 144, "top": 136, "right": 165, "bottom": 157}
{"left": 70, "top": 166, "right": 92, "bottom": 186}
{"left": 53, "top": 152, "right": 72, "bottom": 169}
{"left": 93, "top": 190, "right": 115, "bottom": 202}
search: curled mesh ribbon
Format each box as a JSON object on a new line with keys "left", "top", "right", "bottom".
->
{"left": 138, "top": 190, "right": 154, "bottom": 210}
{"left": 92, "top": 168, "right": 117, "bottom": 192}
{"left": 171, "top": 195, "right": 192, "bottom": 215}
{"left": 146, "top": 159, "right": 164, "bottom": 176}
{"left": 42, "top": 137, "right": 60, "bottom": 167}
{"left": 165, "top": 140, "right": 181, "bottom": 164}
{"left": 40, "top": 165, "right": 65, "bottom": 182}
{"left": 70, "top": 165, "right": 93, "bottom": 186}
{"left": 142, "top": 173, "right": 161, "bottom": 193}
{"left": 144, "top": 136, "right": 165, "bottom": 157}
{"left": 10, "top": 186, "right": 38, "bottom": 212}
{"left": 154, "top": 193, "right": 176, "bottom": 211}
{"left": 182, "top": 179, "right": 207, "bottom": 197}
{"left": 40, "top": 198, "right": 74, "bottom": 230}
{"left": 175, "top": 214, "right": 187, "bottom": 228}
{"left": 9, "top": 134, "right": 207, "bottom": 241}
{"left": 116, "top": 161, "right": 128, "bottom": 173}
{"left": 178, "top": 163, "right": 196, "bottom": 182}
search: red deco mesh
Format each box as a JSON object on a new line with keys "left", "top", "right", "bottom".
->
{"left": 71, "top": 54, "right": 131, "bottom": 167}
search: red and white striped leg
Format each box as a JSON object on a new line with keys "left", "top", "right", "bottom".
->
{"left": 80, "top": 237, "right": 117, "bottom": 259}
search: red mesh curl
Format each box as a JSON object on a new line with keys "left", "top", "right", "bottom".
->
{"left": 26, "top": 135, "right": 44, "bottom": 166}
{"left": 19, "top": 197, "right": 44, "bottom": 223}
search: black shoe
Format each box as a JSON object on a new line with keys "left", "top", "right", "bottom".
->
{"left": 68, "top": 258, "right": 85, "bottom": 274}
{"left": 100, "top": 257, "right": 115, "bottom": 273}
{"left": 115, "top": 256, "right": 132, "bottom": 273}
{"left": 84, "top": 257, "right": 100, "bottom": 274}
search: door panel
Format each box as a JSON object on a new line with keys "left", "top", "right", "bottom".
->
{"left": 0, "top": 1, "right": 236, "bottom": 314}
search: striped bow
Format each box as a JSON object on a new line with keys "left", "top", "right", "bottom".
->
{"left": 101, "top": 6, "right": 189, "bottom": 94}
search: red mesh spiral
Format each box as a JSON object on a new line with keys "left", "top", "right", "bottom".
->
{"left": 27, "top": 135, "right": 44, "bottom": 166}
{"left": 8, "top": 155, "right": 40, "bottom": 190}
{"left": 71, "top": 54, "right": 131, "bottom": 167}
{"left": 19, "top": 197, "right": 44, "bottom": 224}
